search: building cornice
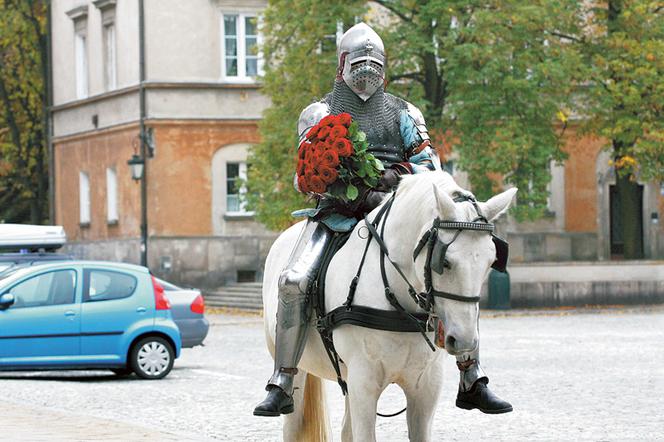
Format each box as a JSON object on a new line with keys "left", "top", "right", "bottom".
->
{"left": 52, "top": 118, "right": 260, "bottom": 143}
{"left": 65, "top": 5, "right": 88, "bottom": 20}
{"left": 92, "top": 0, "right": 116, "bottom": 10}
{"left": 52, "top": 84, "right": 140, "bottom": 112}
{"left": 51, "top": 81, "right": 262, "bottom": 112}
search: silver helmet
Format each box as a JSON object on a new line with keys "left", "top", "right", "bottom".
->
{"left": 337, "top": 23, "right": 385, "bottom": 101}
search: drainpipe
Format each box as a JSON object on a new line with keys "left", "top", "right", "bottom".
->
{"left": 139, "top": 0, "right": 148, "bottom": 267}
{"left": 47, "top": 0, "right": 55, "bottom": 224}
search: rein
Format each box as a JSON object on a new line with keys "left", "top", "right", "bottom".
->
{"left": 364, "top": 193, "right": 493, "bottom": 316}
{"left": 313, "top": 190, "right": 498, "bottom": 397}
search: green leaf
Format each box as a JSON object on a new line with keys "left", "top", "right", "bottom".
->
{"left": 374, "top": 158, "right": 385, "bottom": 171}
{"left": 346, "top": 184, "right": 359, "bottom": 200}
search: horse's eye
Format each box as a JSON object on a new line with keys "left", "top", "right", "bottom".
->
{"left": 443, "top": 259, "right": 451, "bottom": 269}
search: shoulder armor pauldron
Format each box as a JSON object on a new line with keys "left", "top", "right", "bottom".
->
{"left": 405, "top": 101, "right": 430, "bottom": 143}
{"left": 298, "top": 101, "right": 330, "bottom": 142}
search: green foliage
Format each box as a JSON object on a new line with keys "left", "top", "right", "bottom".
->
{"left": 584, "top": 0, "right": 664, "bottom": 180}
{"left": 249, "top": 0, "right": 663, "bottom": 228}
{"left": 0, "top": 0, "right": 49, "bottom": 224}
{"left": 245, "top": 0, "right": 366, "bottom": 231}
{"left": 377, "top": 0, "right": 584, "bottom": 220}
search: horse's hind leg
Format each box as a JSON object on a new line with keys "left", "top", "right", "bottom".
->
{"left": 402, "top": 369, "right": 443, "bottom": 442}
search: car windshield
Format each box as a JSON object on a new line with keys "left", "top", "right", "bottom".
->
{"left": 0, "top": 266, "right": 25, "bottom": 284}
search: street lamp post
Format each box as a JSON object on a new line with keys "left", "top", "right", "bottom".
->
{"left": 127, "top": 149, "right": 147, "bottom": 267}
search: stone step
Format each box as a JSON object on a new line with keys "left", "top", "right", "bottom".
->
{"left": 205, "top": 296, "right": 263, "bottom": 310}
{"left": 206, "top": 294, "right": 262, "bottom": 303}
{"left": 204, "top": 283, "right": 264, "bottom": 310}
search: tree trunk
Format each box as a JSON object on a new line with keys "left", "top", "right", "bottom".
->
{"left": 615, "top": 172, "right": 643, "bottom": 259}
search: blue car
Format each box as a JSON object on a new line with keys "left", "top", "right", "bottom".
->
{"left": 0, "top": 261, "right": 181, "bottom": 379}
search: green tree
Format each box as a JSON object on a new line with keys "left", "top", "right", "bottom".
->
{"left": 248, "top": 0, "right": 584, "bottom": 230}
{"left": 583, "top": 0, "right": 664, "bottom": 259}
{"left": 0, "top": 0, "right": 49, "bottom": 224}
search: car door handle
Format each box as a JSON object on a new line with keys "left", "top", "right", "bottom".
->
{"left": 136, "top": 307, "right": 146, "bottom": 313}
{"left": 64, "top": 310, "right": 76, "bottom": 317}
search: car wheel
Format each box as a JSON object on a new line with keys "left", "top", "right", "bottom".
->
{"left": 130, "top": 336, "right": 174, "bottom": 380}
{"left": 111, "top": 368, "right": 133, "bottom": 377}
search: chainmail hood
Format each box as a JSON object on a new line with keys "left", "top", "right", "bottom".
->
{"left": 323, "top": 80, "right": 407, "bottom": 167}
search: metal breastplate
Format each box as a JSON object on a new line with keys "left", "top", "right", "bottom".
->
{"left": 324, "top": 81, "right": 406, "bottom": 168}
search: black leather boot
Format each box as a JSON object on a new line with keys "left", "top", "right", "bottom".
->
{"left": 253, "top": 386, "right": 295, "bottom": 417}
{"left": 456, "top": 378, "right": 513, "bottom": 414}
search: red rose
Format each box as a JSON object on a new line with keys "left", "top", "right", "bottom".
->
{"left": 318, "top": 126, "right": 331, "bottom": 140}
{"left": 337, "top": 113, "right": 352, "bottom": 127}
{"left": 306, "top": 124, "right": 320, "bottom": 141}
{"left": 297, "top": 159, "right": 306, "bottom": 175}
{"left": 321, "top": 149, "right": 340, "bottom": 168}
{"left": 319, "top": 115, "right": 336, "bottom": 127}
{"left": 297, "top": 174, "right": 309, "bottom": 193}
{"left": 334, "top": 138, "right": 353, "bottom": 157}
{"left": 298, "top": 141, "right": 310, "bottom": 159}
{"left": 324, "top": 137, "right": 336, "bottom": 149}
{"left": 318, "top": 166, "right": 339, "bottom": 185}
{"left": 308, "top": 175, "right": 326, "bottom": 193}
{"left": 330, "top": 125, "right": 348, "bottom": 139}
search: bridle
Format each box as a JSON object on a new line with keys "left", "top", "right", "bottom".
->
{"left": 359, "top": 192, "right": 508, "bottom": 350}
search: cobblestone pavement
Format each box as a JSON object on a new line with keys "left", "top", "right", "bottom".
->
{"left": 1, "top": 306, "right": 663, "bottom": 441}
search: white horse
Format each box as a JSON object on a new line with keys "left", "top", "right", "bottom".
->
{"left": 262, "top": 171, "right": 517, "bottom": 441}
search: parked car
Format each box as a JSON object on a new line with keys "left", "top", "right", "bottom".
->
{"left": 0, "top": 261, "right": 181, "bottom": 379}
{"left": 156, "top": 278, "right": 209, "bottom": 348}
{"left": 0, "top": 253, "right": 72, "bottom": 276}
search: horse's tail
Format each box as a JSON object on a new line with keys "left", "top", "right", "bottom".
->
{"left": 297, "top": 373, "right": 330, "bottom": 442}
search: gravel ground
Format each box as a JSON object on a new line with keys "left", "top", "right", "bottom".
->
{"left": 1, "top": 306, "right": 663, "bottom": 441}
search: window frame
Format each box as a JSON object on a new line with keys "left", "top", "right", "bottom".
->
{"left": 4, "top": 269, "right": 78, "bottom": 309}
{"left": 103, "top": 22, "right": 117, "bottom": 91}
{"left": 220, "top": 12, "right": 263, "bottom": 82}
{"left": 74, "top": 26, "right": 89, "bottom": 99}
{"left": 82, "top": 268, "right": 138, "bottom": 303}
{"left": 106, "top": 167, "right": 118, "bottom": 224}
{"left": 79, "top": 171, "right": 91, "bottom": 225}
{"left": 225, "top": 161, "right": 253, "bottom": 216}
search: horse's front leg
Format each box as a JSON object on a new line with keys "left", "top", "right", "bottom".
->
{"left": 402, "top": 365, "right": 444, "bottom": 442}
{"left": 341, "top": 394, "right": 352, "bottom": 442}
{"left": 346, "top": 360, "right": 384, "bottom": 442}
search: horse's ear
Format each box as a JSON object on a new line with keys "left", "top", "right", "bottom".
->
{"left": 432, "top": 184, "right": 456, "bottom": 219}
{"left": 480, "top": 188, "right": 518, "bottom": 222}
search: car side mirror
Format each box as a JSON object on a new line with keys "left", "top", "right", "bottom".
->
{"left": 0, "top": 293, "right": 15, "bottom": 310}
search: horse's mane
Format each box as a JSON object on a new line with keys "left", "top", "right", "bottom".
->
{"left": 394, "top": 171, "right": 469, "bottom": 219}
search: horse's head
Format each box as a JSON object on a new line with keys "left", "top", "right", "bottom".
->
{"left": 411, "top": 180, "right": 517, "bottom": 356}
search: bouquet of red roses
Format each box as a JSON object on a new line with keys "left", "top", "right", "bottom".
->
{"left": 296, "top": 112, "right": 383, "bottom": 201}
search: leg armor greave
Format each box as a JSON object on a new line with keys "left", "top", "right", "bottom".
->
{"left": 267, "top": 221, "right": 332, "bottom": 396}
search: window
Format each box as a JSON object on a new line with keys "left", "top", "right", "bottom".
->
{"left": 79, "top": 171, "right": 91, "bottom": 225}
{"left": 226, "top": 162, "right": 250, "bottom": 214}
{"left": 83, "top": 269, "right": 137, "bottom": 302}
{"left": 8, "top": 270, "right": 77, "bottom": 308}
{"left": 222, "top": 14, "right": 262, "bottom": 80}
{"left": 106, "top": 167, "right": 118, "bottom": 223}
{"left": 75, "top": 28, "right": 88, "bottom": 99}
{"left": 103, "top": 23, "right": 117, "bottom": 90}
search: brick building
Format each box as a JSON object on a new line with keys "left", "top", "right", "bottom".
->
{"left": 50, "top": 0, "right": 664, "bottom": 290}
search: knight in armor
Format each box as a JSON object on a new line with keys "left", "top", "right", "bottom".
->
{"left": 254, "top": 23, "right": 512, "bottom": 417}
